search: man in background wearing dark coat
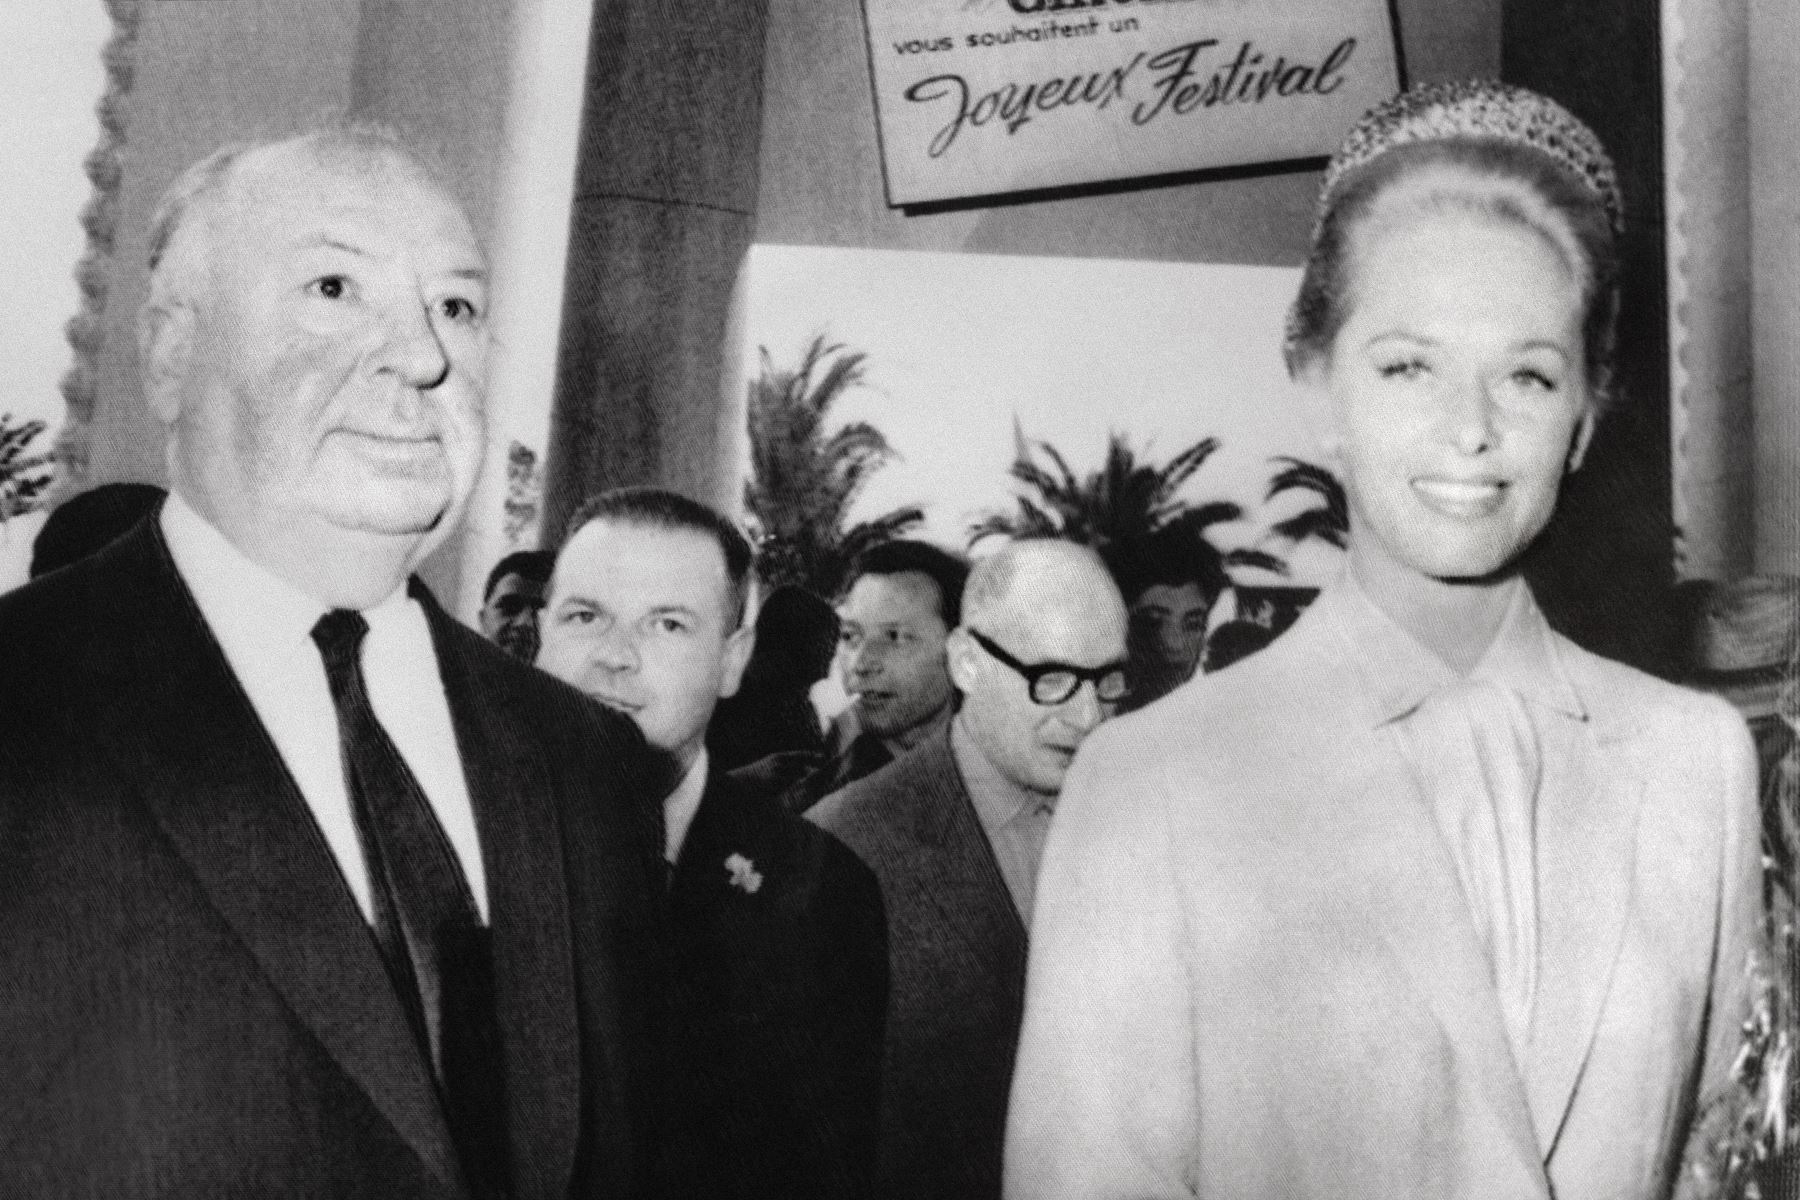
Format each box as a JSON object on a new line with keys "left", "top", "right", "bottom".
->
{"left": 0, "top": 129, "right": 669, "bottom": 1197}
{"left": 809, "top": 539, "right": 1128, "bottom": 1200}
{"left": 538, "top": 486, "right": 888, "bottom": 1200}
{"left": 741, "top": 539, "right": 969, "bottom": 813}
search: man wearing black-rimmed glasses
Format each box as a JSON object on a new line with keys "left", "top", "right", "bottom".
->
{"left": 809, "top": 538, "right": 1128, "bottom": 1200}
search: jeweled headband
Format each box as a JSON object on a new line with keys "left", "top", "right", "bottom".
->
{"left": 1316, "top": 79, "right": 1624, "bottom": 238}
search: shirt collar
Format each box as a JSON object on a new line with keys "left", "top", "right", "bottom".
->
{"left": 1318, "top": 570, "right": 1587, "bottom": 728}
{"left": 952, "top": 715, "right": 1047, "bottom": 839}
{"left": 663, "top": 749, "right": 709, "bottom": 864}
{"left": 161, "top": 491, "right": 416, "bottom": 644}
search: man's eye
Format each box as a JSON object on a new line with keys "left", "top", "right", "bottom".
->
{"left": 654, "top": 617, "right": 690, "bottom": 635}
{"left": 438, "top": 296, "right": 481, "bottom": 324}
{"left": 307, "top": 276, "right": 351, "bottom": 301}
{"left": 884, "top": 630, "right": 912, "bottom": 646}
{"left": 1378, "top": 359, "right": 1427, "bottom": 381}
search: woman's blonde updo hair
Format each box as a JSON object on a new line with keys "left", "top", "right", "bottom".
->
{"left": 1284, "top": 80, "right": 1625, "bottom": 410}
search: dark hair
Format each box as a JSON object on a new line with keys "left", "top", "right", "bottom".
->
{"left": 30, "top": 483, "right": 167, "bottom": 579}
{"left": 1101, "top": 523, "right": 1228, "bottom": 608}
{"left": 560, "top": 486, "right": 754, "bottom": 628}
{"left": 1286, "top": 139, "right": 1621, "bottom": 409}
{"left": 841, "top": 539, "right": 970, "bottom": 628}
{"left": 1202, "top": 619, "right": 1279, "bottom": 673}
{"left": 482, "top": 548, "right": 554, "bottom": 602}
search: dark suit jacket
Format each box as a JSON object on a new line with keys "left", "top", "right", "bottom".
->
{"left": 806, "top": 728, "right": 1026, "bottom": 1200}
{"left": 0, "top": 518, "right": 670, "bottom": 1199}
{"left": 665, "top": 769, "right": 887, "bottom": 1200}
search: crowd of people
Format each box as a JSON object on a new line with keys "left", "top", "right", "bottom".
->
{"left": 0, "top": 77, "right": 1791, "bottom": 1200}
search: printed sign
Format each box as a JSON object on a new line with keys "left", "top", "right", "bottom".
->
{"left": 861, "top": 0, "right": 1404, "bottom": 206}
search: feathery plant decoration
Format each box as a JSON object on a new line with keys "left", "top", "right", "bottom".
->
{"left": 0, "top": 415, "right": 56, "bottom": 523}
{"left": 1265, "top": 456, "right": 1350, "bottom": 550}
{"left": 969, "top": 421, "right": 1284, "bottom": 577}
{"left": 1683, "top": 656, "right": 1799, "bottom": 1199}
{"left": 742, "top": 336, "right": 923, "bottom": 597}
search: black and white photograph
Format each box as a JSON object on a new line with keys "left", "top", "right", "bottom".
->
{"left": 0, "top": 1, "right": 1794, "bottom": 1197}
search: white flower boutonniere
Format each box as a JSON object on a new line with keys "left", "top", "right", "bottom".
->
{"left": 724, "top": 853, "right": 764, "bottom": 895}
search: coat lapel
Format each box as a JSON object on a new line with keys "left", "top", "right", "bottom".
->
{"left": 423, "top": 596, "right": 581, "bottom": 1200}
{"left": 1335, "top": 732, "right": 1545, "bottom": 1165}
{"left": 906, "top": 733, "right": 1029, "bottom": 962}
{"left": 1295, "top": 602, "right": 1545, "bottom": 1177}
{"left": 89, "top": 525, "right": 462, "bottom": 1188}
{"left": 1523, "top": 649, "right": 1643, "bottom": 1157}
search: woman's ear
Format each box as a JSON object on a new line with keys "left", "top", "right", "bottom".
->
{"left": 1291, "top": 353, "right": 1343, "bottom": 463}
{"left": 1564, "top": 405, "right": 1598, "bottom": 475}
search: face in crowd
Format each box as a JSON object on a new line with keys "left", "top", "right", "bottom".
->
{"left": 1127, "top": 581, "right": 1212, "bottom": 693}
{"left": 1287, "top": 142, "right": 1614, "bottom": 594}
{"left": 947, "top": 542, "right": 1129, "bottom": 797}
{"left": 537, "top": 516, "right": 752, "bottom": 774}
{"left": 142, "top": 133, "right": 490, "bottom": 603}
{"left": 836, "top": 570, "right": 957, "bottom": 745}
{"left": 480, "top": 571, "right": 548, "bottom": 662}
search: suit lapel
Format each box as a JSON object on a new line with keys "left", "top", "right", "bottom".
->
{"left": 90, "top": 525, "right": 462, "bottom": 1188}
{"left": 1524, "top": 650, "right": 1643, "bottom": 1157}
{"left": 423, "top": 597, "right": 581, "bottom": 1200}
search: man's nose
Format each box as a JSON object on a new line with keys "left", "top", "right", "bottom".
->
{"left": 1058, "top": 678, "right": 1107, "bottom": 733}
{"left": 848, "top": 641, "right": 884, "bottom": 677}
{"left": 590, "top": 624, "right": 640, "bottom": 672}
{"left": 377, "top": 299, "right": 451, "bottom": 391}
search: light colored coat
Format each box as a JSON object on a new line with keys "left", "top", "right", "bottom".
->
{"left": 1004, "top": 581, "right": 1762, "bottom": 1200}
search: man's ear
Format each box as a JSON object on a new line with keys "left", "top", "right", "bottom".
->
{"left": 718, "top": 624, "right": 755, "bottom": 700}
{"left": 138, "top": 298, "right": 196, "bottom": 427}
{"left": 1565, "top": 406, "right": 1598, "bottom": 475}
{"left": 945, "top": 626, "right": 979, "bottom": 696}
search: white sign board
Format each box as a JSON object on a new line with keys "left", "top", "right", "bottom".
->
{"left": 861, "top": 0, "right": 1405, "bottom": 206}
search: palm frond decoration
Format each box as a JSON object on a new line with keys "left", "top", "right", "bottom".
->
{"left": 0, "top": 414, "right": 56, "bottom": 523}
{"left": 972, "top": 422, "right": 1232, "bottom": 549}
{"left": 1265, "top": 456, "right": 1350, "bottom": 550}
{"left": 743, "top": 336, "right": 923, "bottom": 597}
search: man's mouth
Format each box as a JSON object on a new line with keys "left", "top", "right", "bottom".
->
{"left": 586, "top": 691, "right": 643, "bottom": 715}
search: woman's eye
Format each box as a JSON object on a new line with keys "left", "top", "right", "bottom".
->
{"left": 307, "top": 276, "right": 350, "bottom": 301}
{"left": 1378, "top": 359, "right": 1427, "bottom": 381}
{"left": 1509, "top": 368, "right": 1557, "bottom": 392}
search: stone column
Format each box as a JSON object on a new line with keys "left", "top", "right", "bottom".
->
{"left": 541, "top": 0, "right": 771, "bottom": 542}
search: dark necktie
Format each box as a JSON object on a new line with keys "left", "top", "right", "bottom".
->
{"left": 311, "top": 609, "right": 511, "bottom": 1196}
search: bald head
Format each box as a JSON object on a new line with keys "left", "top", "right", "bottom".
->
{"left": 949, "top": 539, "right": 1129, "bottom": 796}
{"left": 963, "top": 539, "right": 1125, "bottom": 642}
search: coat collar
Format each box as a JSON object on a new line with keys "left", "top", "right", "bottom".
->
{"left": 1288, "top": 575, "right": 1644, "bottom": 1165}
{"left": 1314, "top": 572, "right": 1587, "bottom": 728}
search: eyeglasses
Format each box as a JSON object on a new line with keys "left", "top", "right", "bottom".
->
{"left": 966, "top": 629, "right": 1130, "bottom": 706}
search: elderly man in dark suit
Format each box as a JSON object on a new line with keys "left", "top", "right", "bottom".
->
{"left": 0, "top": 129, "right": 668, "bottom": 1198}
{"left": 537, "top": 486, "right": 888, "bottom": 1200}
{"left": 809, "top": 538, "right": 1128, "bottom": 1200}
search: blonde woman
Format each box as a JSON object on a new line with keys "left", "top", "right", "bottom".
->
{"left": 1005, "top": 81, "right": 1762, "bottom": 1200}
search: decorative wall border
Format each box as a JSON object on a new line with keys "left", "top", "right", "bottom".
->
{"left": 54, "top": 0, "right": 144, "bottom": 489}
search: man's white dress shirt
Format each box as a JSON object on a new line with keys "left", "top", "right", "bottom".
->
{"left": 161, "top": 494, "right": 489, "bottom": 921}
